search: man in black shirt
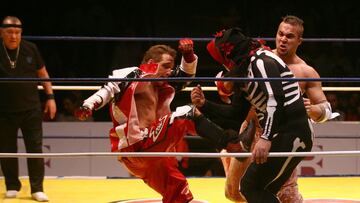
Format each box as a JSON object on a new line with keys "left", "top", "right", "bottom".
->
{"left": 0, "top": 16, "right": 56, "bottom": 202}
{"left": 191, "top": 27, "right": 313, "bottom": 202}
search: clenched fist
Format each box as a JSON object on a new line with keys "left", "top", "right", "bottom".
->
{"left": 191, "top": 84, "right": 205, "bottom": 108}
{"left": 74, "top": 106, "right": 93, "bottom": 121}
{"left": 178, "top": 38, "right": 195, "bottom": 63}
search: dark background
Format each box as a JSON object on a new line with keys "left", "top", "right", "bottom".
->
{"left": 2, "top": 0, "right": 359, "bottom": 77}
{"left": 1, "top": 0, "right": 359, "bottom": 121}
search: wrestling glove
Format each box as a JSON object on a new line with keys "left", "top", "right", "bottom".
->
{"left": 178, "top": 38, "right": 195, "bottom": 63}
{"left": 74, "top": 106, "right": 93, "bottom": 121}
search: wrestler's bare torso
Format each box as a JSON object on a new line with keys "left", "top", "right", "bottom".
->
{"left": 284, "top": 54, "right": 313, "bottom": 92}
{"left": 133, "top": 53, "right": 175, "bottom": 129}
{"left": 274, "top": 49, "right": 325, "bottom": 104}
{"left": 134, "top": 81, "right": 160, "bottom": 128}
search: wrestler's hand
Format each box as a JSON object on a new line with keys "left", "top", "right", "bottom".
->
{"left": 178, "top": 38, "right": 195, "bottom": 63}
{"left": 191, "top": 84, "right": 206, "bottom": 108}
{"left": 74, "top": 106, "right": 93, "bottom": 121}
{"left": 303, "top": 98, "right": 318, "bottom": 119}
{"left": 44, "top": 99, "right": 57, "bottom": 120}
{"left": 252, "top": 138, "right": 271, "bottom": 164}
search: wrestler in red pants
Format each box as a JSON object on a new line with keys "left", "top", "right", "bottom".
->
{"left": 120, "top": 113, "right": 196, "bottom": 203}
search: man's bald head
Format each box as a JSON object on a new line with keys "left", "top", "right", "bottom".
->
{"left": 2, "top": 16, "right": 22, "bottom": 28}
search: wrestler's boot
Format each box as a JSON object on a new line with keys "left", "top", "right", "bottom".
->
{"left": 193, "top": 112, "right": 255, "bottom": 161}
{"left": 169, "top": 105, "right": 196, "bottom": 124}
{"left": 226, "top": 119, "right": 255, "bottom": 152}
{"left": 226, "top": 119, "right": 255, "bottom": 161}
{"left": 169, "top": 104, "right": 255, "bottom": 156}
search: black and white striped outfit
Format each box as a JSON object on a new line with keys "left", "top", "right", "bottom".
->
{"left": 240, "top": 49, "right": 313, "bottom": 202}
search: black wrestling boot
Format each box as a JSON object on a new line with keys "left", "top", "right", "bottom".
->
{"left": 193, "top": 114, "right": 252, "bottom": 150}
{"left": 194, "top": 114, "right": 256, "bottom": 161}
{"left": 225, "top": 119, "right": 256, "bottom": 161}
{"left": 226, "top": 119, "right": 255, "bottom": 153}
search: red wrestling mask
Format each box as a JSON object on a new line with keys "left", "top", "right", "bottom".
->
{"left": 207, "top": 40, "right": 236, "bottom": 71}
{"left": 207, "top": 28, "right": 255, "bottom": 71}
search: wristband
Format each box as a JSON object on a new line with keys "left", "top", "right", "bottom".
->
{"left": 313, "top": 102, "right": 332, "bottom": 123}
{"left": 46, "top": 94, "right": 55, "bottom": 100}
{"left": 183, "top": 51, "right": 196, "bottom": 63}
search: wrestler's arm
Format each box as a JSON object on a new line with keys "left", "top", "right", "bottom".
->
{"left": 256, "top": 59, "right": 283, "bottom": 141}
{"left": 191, "top": 83, "right": 250, "bottom": 130}
{"left": 82, "top": 67, "right": 139, "bottom": 110}
{"left": 252, "top": 57, "right": 284, "bottom": 164}
{"left": 170, "top": 55, "right": 198, "bottom": 91}
{"left": 201, "top": 92, "right": 251, "bottom": 131}
{"left": 170, "top": 38, "right": 198, "bottom": 91}
{"left": 75, "top": 67, "right": 140, "bottom": 121}
{"left": 82, "top": 82, "right": 119, "bottom": 110}
{"left": 37, "top": 66, "right": 57, "bottom": 119}
{"left": 303, "top": 65, "right": 333, "bottom": 122}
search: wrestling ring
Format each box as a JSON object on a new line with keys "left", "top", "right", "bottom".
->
{"left": 1, "top": 36, "right": 360, "bottom": 203}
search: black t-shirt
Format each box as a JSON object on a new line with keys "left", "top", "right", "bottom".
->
{"left": 0, "top": 39, "right": 45, "bottom": 112}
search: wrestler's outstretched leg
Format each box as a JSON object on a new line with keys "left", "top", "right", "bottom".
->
{"left": 193, "top": 110, "right": 255, "bottom": 154}
{"left": 121, "top": 156, "right": 193, "bottom": 203}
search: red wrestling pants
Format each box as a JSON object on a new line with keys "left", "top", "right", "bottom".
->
{"left": 120, "top": 114, "right": 196, "bottom": 203}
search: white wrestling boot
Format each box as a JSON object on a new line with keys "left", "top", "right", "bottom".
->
{"left": 31, "top": 192, "right": 49, "bottom": 202}
{"left": 5, "top": 190, "right": 18, "bottom": 198}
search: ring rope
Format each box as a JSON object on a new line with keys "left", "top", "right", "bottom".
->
{"left": 0, "top": 151, "right": 359, "bottom": 158}
{"left": 2, "top": 77, "right": 360, "bottom": 83}
{"left": 23, "top": 36, "right": 360, "bottom": 42}
{"left": 7, "top": 76, "right": 359, "bottom": 159}
{"left": 37, "top": 85, "right": 360, "bottom": 92}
